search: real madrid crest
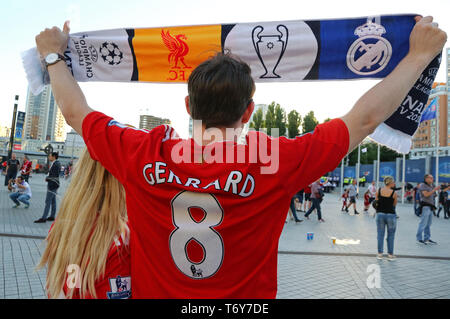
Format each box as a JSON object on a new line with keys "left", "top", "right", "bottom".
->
{"left": 346, "top": 17, "right": 392, "bottom": 76}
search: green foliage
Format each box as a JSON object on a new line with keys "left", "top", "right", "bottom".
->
{"left": 302, "top": 111, "right": 319, "bottom": 134}
{"left": 347, "top": 141, "right": 407, "bottom": 166}
{"left": 264, "top": 102, "right": 276, "bottom": 136}
{"left": 287, "top": 110, "right": 302, "bottom": 138}
{"left": 250, "top": 107, "right": 264, "bottom": 131}
{"left": 274, "top": 104, "right": 286, "bottom": 137}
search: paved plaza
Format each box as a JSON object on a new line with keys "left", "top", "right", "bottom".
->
{"left": 1, "top": 174, "right": 449, "bottom": 299}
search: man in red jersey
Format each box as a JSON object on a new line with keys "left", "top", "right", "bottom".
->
{"left": 35, "top": 17, "right": 446, "bottom": 298}
{"left": 20, "top": 155, "right": 32, "bottom": 182}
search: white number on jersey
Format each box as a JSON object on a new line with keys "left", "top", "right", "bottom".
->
{"left": 169, "top": 191, "right": 224, "bottom": 279}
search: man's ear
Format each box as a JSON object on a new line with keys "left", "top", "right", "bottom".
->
{"left": 241, "top": 100, "right": 255, "bottom": 124}
{"left": 185, "top": 96, "right": 191, "bottom": 117}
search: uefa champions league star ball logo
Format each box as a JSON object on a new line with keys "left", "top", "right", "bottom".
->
{"left": 346, "top": 18, "right": 392, "bottom": 76}
{"left": 99, "top": 42, "right": 123, "bottom": 66}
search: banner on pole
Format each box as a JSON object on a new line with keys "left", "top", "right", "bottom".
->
{"left": 13, "top": 111, "right": 25, "bottom": 151}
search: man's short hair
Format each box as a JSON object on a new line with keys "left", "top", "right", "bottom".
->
{"left": 51, "top": 152, "right": 59, "bottom": 159}
{"left": 17, "top": 176, "right": 24, "bottom": 181}
{"left": 187, "top": 52, "right": 255, "bottom": 128}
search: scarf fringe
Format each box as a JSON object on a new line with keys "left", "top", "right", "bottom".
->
{"left": 369, "top": 122, "right": 412, "bottom": 154}
{"left": 21, "top": 47, "right": 48, "bottom": 95}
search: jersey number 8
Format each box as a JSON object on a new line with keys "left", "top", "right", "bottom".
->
{"left": 169, "top": 191, "right": 224, "bottom": 279}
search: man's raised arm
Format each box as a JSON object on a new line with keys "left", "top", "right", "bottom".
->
{"left": 341, "top": 16, "right": 447, "bottom": 153}
{"left": 35, "top": 21, "right": 93, "bottom": 136}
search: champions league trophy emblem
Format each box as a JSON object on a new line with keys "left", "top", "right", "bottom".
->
{"left": 252, "top": 25, "right": 289, "bottom": 78}
{"left": 346, "top": 17, "right": 392, "bottom": 76}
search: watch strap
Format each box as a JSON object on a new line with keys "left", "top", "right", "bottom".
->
{"left": 45, "top": 53, "right": 66, "bottom": 67}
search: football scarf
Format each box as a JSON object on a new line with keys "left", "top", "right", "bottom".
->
{"left": 22, "top": 14, "right": 441, "bottom": 154}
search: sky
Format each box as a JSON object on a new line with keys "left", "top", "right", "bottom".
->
{"left": 0, "top": 0, "right": 449, "bottom": 138}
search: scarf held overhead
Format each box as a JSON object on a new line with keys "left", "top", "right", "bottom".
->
{"left": 22, "top": 14, "right": 441, "bottom": 154}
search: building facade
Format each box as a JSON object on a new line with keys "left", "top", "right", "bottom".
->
{"left": 412, "top": 82, "right": 448, "bottom": 149}
{"left": 0, "top": 126, "right": 11, "bottom": 138}
{"left": 412, "top": 47, "right": 450, "bottom": 153}
{"left": 139, "top": 115, "right": 171, "bottom": 131}
{"left": 21, "top": 139, "right": 65, "bottom": 154}
{"left": 23, "top": 85, "right": 66, "bottom": 142}
{"left": 64, "top": 130, "right": 86, "bottom": 159}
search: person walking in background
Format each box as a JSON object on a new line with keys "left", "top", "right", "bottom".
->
{"left": 303, "top": 185, "right": 312, "bottom": 212}
{"left": 445, "top": 189, "right": 450, "bottom": 219}
{"left": 37, "top": 149, "right": 130, "bottom": 299}
{"left": 20, "top": 155, "right": 32, "bottom": 182}
{"left": 368, "top": 181, "right": 377, "bottom": 203}
{"left": 365, "top": 180, "right": 377, "bottom": 215}
{"left": 375, "top": 176, "right": 398, "bottom": 261}
{"left": 9, "top": 176, "right": 32, "bottom": 209}
{"left": 34, "top": 152, "right": 61, "bottom": 223}
{"left": 4, "top": 153, "right": 20, "bottom": 187}
{"left": 341, "top": 188, "right": 349, "bottom": 212}
{"left": 363, "top": 189, "right": 371, "bottom": 213}
{"left": 296, "top": 189, "right": 304, "bottom": 212}
{"left": 288, "top": 196, "right": 303, "bottom": 224}
{"left": 345, "top": 179, "right": 359, "bottom": 214}
{"left": 1, "top": 160, "right": 7, "bottom": 173}
{"left": 416, "top": 174, "right": 440, "bottom": 245}
{"left": 413, "top": 184, "right": 421, "bottom": 216}
{"left": 437, "top": 184, "right": 450, "bottom": 218}
{"left": 304, "top": 179, "right": 325, "bottom": 222}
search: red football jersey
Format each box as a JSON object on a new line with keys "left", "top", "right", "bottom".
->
{"left": 56, "top": 225, "right": 131, "bottom": 299}
{"left": 21, "top": 160, "right": 32, "bottom": 175}
{"left": 304, "top": 185, "right": 312, "bottom": 194}
{"left": 82, "top": 111, "right": 348, "bottom": 298}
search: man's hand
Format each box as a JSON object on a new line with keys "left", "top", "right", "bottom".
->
{"left": 35, "top": 21, "right": 70, "bottom": 57}
{"left": 408, "top": 16, "right": 447, "bottom": 66}
{"left": 35, "top": 21, "right": 93, "bottom": 136}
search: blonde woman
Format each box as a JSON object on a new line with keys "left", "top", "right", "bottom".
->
{"left": 37, "top": 149, "right": 131, "bottom": 299}
{"left": 374, "top": 176, "right": 398, "bottom": 261}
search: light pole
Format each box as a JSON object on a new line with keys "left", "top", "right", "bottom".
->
{"left": 8, "top": 95, "right": 19, "bottom": 160}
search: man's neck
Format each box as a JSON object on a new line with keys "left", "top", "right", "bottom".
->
{"left": 192, "top": 123, "right": 243, "bottom": 146}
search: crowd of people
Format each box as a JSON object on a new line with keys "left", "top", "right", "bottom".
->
{"left": 2, "top": 152, "right": 75, "bottom": 222}
{"left": 287, "top": 171, "right": 447, "bottom": 261}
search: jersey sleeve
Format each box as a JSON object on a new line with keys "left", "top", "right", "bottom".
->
{"left": 277, "top": 118, "right": 349, "bottom": 196}
{"left": 81, "top": 111, "right": 166, "bottom": 185}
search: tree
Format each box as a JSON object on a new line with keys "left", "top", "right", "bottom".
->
{"left": 287, "top": 110, "right": 302, "bottom": 138}
{"left": 264, "top": 102, "right": 276, "bottom": 136}
{"left": 274, "top": 104, "right": 287, "bottom": 137}
{"left": 347, "top": 141, "right": 404, "bottom": 166}
{"left": 249, "top": 107, "right": 264, "bottom": 131}
{"left": 302, "top": 111, "right": 319, "bottom": 134}
{"left": 323, "top": 117, "right": 331, "bottom": 123}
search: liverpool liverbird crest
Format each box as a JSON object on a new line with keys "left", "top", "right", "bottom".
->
{"left": 161, "top": 29, "right": 191, "bottom": 69}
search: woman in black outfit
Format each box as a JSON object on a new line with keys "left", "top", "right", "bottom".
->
{"left": 375, "top": 176, "right": 398, "bottom": 261}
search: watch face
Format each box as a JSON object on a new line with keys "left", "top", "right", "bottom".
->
{"left": 45, "top": 53, "right": 59, "bottom": 64}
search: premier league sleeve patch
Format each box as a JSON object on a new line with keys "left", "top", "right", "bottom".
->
{"left": 106, "top": 275, "right": 131, "bottom": 299}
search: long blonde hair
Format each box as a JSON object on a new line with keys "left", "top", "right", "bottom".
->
{"left": 37, "top": 149, "right": 127, "bottom": 298}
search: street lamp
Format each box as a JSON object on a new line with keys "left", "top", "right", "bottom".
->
{"left": 8, "top": 95, "right": 19, "bottom": 160}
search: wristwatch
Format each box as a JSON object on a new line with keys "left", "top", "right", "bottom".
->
{"left": 44, "top": 53, "right": 66, "bottom": 68}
